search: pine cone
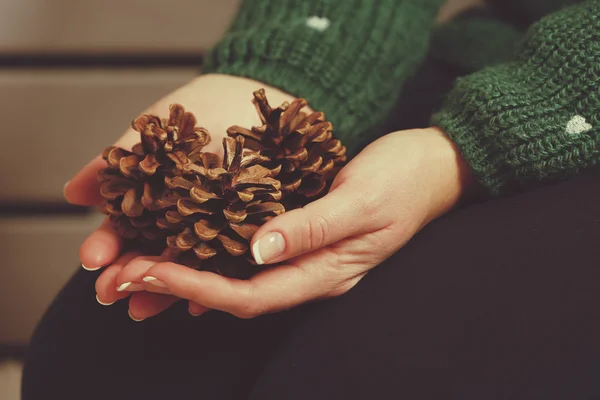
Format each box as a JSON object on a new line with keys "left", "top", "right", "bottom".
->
{"left": 159, "top": 135, "right": 285, "bottom": 277}
{"left": 98, "top": 104, "right": 211, "bottom": 242}
{"left": 227, "top": 89, "right": 347, "bottom": 209}
{"left": 97, "top": 91, "right": 347, "bottom": 278}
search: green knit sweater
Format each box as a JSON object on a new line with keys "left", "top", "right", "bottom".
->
{"left": 205, "top": 0, "right": 599, "bottom": 195}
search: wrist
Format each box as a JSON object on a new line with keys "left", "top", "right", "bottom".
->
{"left": 111, "top": 73, "right": 306, "bottom": 169}
{"left": 154, "top": 74, "right": 304, "bottom": 157}
{"left": 421, "top": 126, "right": 475, "bottom": 222}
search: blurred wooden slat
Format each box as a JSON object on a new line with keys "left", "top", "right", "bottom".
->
{"left": 0, "top": 0, "right": 240, "bottom": 54}
{"left": 0, "top": 0, "right": 485, "bottom": 55}
{"left": 0, "top": 0, "right": 484, "bottom": 55}
{"left": 0, "top": 213, "right": 104, "bottom": 344}
{"left": 0, "top": 68, "right": 198, "bottom": 201}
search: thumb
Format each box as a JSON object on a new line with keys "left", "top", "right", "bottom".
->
{"left": 65, "top": 128, "right": 140, "bottom": 206}
{"left": 250, "top": 184, "right": 377, "bottom": 265}
{"left": 64, "top": 156, "right": 107, "bottom": 206}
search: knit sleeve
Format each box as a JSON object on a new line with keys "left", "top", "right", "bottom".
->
{"left": 204, "top": 0, "right": 444, "bottom": 154}
{"left": 432, "top": 0, "right": 600, "bottom": 195}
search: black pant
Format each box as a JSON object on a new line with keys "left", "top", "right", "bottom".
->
{"left": 22, "top": 168, "right": 600, "bottom": 400}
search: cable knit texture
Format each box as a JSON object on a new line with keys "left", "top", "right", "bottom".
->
{"left": 433, "top": 1, "right": 600, "bottom": 194}
{"left": 204, "top": 0, "right": 444, "bottom": 154}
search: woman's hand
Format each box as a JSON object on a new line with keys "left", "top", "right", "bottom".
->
{"left": 64, "top": 74, "right": 299, "bottom": 316}
{"left": 114, "top": 127, "right": 474, "bottom": 319}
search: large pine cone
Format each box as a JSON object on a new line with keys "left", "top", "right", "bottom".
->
{"left": 98, "top": 104, "right": 211, "bottom": 242}
{"left": 98, "top": 92, "right": 348, "bottom": 278}
{"left": 159, "top": 135, "right": 285, "bottom": 276}
{"left": 227, "top": 89, "right": 347, "bottom": 209}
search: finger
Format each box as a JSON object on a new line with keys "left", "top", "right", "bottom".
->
{"left": 64, "top": 156, "right": 106, "bottom": 206}
{"left": 128, "top": 291, "right": 180, "bottom": 321}
{"left": 250, "top": 184, "right": 380, "bottom": 265}
{"left": 116, "top": 255, "right": 171, "bottom": 295}
{"left": 79, "top": 218, "right": 123, "bottom": 270}
{"left": 143, "top": 262, "right": 320, "bottom": 318}
{"left": 188, "top": 301, "right": 210, "bottom": 317}
{"left": 95, "top": 252, "right": 141, "bottom": 305}
{"left": 64, "top": 127, "right": 139, "bottom": 206}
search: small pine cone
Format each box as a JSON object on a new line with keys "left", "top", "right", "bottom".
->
{"left": 98, "top": 104, "right": 211, "bottom": 242}
{"left": 227, "top": 89, "right": 347, "bottom": 209}
{"left": 159, "top": 135, "right": 284, "bottom": 276}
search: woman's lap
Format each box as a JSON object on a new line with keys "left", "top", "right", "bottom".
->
{"left": 21, "top": 266, "right": 312, "bottom": 399}
{"left": 249, "top": 169, "right": 600, "bottom": 399}
{"left": 23, "top": 169, "right": 600, "bottom": 399}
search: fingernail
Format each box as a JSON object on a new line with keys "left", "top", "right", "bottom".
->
{"left": 63, "top": 181, "right": 70, "bottom": 199}
{"left": 82, "top": 263, "right": 101, "bottom": 272}
{"left": 128, "top": 310, "right": 144, "bottom": 322}
{"left": 189, "top": 308, "right": 204, "bottom": 317}
{"left": 96, "top": 294, "right": 115, "bottom": 306}
{"left": 143, "top": 276, "right": 168, "bottom": 289}
{"left": 188, "top": 304, "right": 208, "bottom": 317}
{"left": 252, "top": 232, "right": 285, "bottom": 265}
{"left": 116, "top": 282, "right": 145, "bottom": 292}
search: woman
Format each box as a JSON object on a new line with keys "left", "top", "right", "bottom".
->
{"left": 23, "top": 0, "right": 600, "bottom": 398}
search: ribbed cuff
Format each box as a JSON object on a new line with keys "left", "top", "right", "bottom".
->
{"left": 431, "top": 65, "right": 600, "bottom": 196}
{"left": 432, "top": 0, "right": 600, "bottom": 194}
{"left": 432, "top": 105, "right": 512, "bottom": 195}
{"left": 432, "top": 1, "right": 600, "bottom": 195}
{"left": 205, "top": 0, "right": 444, "bottom": 155}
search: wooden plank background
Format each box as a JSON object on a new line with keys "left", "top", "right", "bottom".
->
{"left": 0, "top": 0, "right": 484, "bottom": 345}
{"left": 0, "top": 0, "right": 240, "bottom": 54}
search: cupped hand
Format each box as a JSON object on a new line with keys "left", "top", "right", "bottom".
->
{"left": 64, "top": 74, "right": 299, "bottom": 317}
{"left": 114, "top": 127, "right": 474, "bottom": 319}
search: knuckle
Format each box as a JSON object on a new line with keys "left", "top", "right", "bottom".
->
{"left": 328, "top": 276, "right": 364, "bottom": 298}
{"left": 231, "top": 285, "right": 264, "bottom": 319}
{"left": 232, "top": 302, "right": 262, "bottom": 319}
{"left": 129, "top": 255, "right": 147, "bottom": 265}
{"left": 302, "top": 213, "right": 329, "bottom": 252}
{"left": 233, "top": 308, "right": 260, "bottom": 319}
{"left": 357, "top": 191, "right": 382, "bottom": 217}
{"left": 332, "top": 168, "right": 352, "bottom": 188}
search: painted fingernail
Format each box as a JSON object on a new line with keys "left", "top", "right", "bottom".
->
{"left": 63, "top": 181, "right": 70, "bottom": 199}
{"left": 117, "top": 282, "right": 131, "bottom": 291}
{"left": 82, "top": 263, "right": 101, "bottom": 271}
{"left": 128, "top": 310, "right": 144, "bottom": 322}
{"left": 142, "top": 276, "right": 168, "bottom": 288}
{"left": 252, "top": 232, "right": 285, "bottom": 265}
{"left": 188, "top": 304, "right": 207, "bottom": 317}
{"left": 96, "top": 294, "right": 115, "bottom": 306}
{"left": 116, "top": 282, "right": 145, "bottom": 292}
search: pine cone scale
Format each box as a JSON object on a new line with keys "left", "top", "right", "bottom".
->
{"left": 194, "top": 219, "right": 222, "bottom": 241}
{"left": 168, "top": 104, "right": 185, "bottom": 128}
{"left": 177, "top": 199, "right": 216, "bottom": 217}
{"left": 175, "top": 227, "right": 198, "bottom": 251}
{"left": 190, "top": 186, "right": 221, "bottom": 203}
{"left": 217, "top": 234, "right": 248, "bottom": 256}
{"left": 139, "top": 154, "right": 160, "bottom": 175}
{"left": 193, "top": 242, "right": 218, "bottom": 260}
{"left": 121, "top": 188, "right": 144, "bottom": 217}
{"left": 229, "top": 223, "right": 259, "bottom": 240}
{"left": 227, "top": 125, "right": 264, "bottom": 142}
